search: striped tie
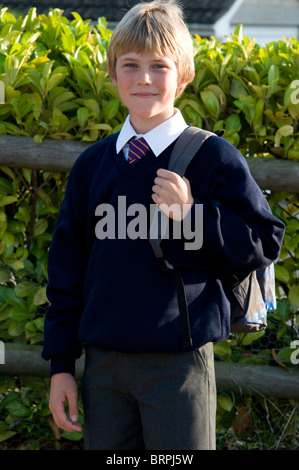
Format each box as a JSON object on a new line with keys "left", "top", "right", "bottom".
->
{"left": 128, "top": 137, "right": 150, "bottom": 165}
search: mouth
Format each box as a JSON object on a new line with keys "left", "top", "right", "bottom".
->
{"left": 132, "top": 93, "right": 157, "bottom": 99}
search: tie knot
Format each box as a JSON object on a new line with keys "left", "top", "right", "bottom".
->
{"left": 128, "top": 137, "right": 150, "bottom": 165}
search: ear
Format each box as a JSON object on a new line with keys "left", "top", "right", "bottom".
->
{"left": 107, "top": 61, "right": 117, "bottom": 85}
{"left": 177, "top": 81, "right": 187, "bottom": 90}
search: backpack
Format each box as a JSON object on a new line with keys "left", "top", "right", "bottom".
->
{"left": 148, "top": 126, "right": 276, "bottom": 348}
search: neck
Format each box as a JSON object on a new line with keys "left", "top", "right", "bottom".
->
{"left": 129, "top": 108, "right": 176, "bottom": 135}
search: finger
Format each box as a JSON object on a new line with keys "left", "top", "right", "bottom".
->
{"left": 183, "top": 176, "right": 191, "bottom": 188}
{"left": 50, "top": 399, "right": 82, "bottom": 432}
{"left": 152, "top": 184, "right": 166, "bottom": 196}
{"left": 50, "top": 401, "right": 71, "bottom": 431}
{"left": 54, "top": 408, "right": 82, "bottom": 432}
{"left": 153, "top": 177, "right": 176, "bottom": 194}
{"left": 67, "top": 393, "right": 81, "bottom": 428}
{"left": 153, "top": 176, "right": 169, "bottom": 189}
{"left": 156, "top": 169, "right": 182, "bottom": 183}
{"left": 151, "top": 192, "right": 162, "bottom": 205}
{"left": 156, "top": 168, "right": 171, "bottom": 178}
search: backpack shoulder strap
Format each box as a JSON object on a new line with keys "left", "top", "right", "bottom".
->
{"left": 149, "top": 126, "right": 219, "bottom": 246}
{"left": 147, "top": 126, "right": 223, "bottom": 349}
{"left": 168, "top": 126, "right": 215, "bottom": 177}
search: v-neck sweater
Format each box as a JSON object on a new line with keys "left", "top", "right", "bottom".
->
{"left": 42, "top": 131, "right": 285, "bottom": 375}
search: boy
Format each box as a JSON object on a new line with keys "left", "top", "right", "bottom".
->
{"left": 42, "top": 0, "right": 285, "bottom": 450}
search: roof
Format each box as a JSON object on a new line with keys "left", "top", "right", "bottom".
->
{"left": 0, "top": 0, "right": 237, "bottom": 25}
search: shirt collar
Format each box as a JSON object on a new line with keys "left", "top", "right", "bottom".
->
{"left": 116, "top": 109, "right": 188, "bottom": 157}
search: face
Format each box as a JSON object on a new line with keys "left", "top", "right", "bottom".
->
{"left": 109, "top": 52, "right": 186, "bottom": 134}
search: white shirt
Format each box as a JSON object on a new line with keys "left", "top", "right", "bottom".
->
{"left": 116, "top": 109, "right": 188, "bottom": 160}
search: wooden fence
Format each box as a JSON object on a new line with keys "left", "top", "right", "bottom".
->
{"left": 0, "top": 134, "right": 299, "bottom": 398}
{"left": 1, "top": 343, "right": 299, "bottom": 399}
{"left": 0, "top": 135, "right": 298, "bottom": 191}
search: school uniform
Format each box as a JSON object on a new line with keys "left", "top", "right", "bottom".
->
{"left": 42, "top": 110, "right": 284, "bottom": 449}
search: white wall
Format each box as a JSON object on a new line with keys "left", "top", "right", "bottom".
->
{"left": 230, "top": 0, "right": 299, "bottom": 44}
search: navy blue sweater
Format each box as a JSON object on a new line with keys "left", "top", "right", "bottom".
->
{"left": 42, "top": 132, "right": 285, "bottom": 375}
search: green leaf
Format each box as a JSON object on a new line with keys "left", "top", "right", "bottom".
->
{"left": 213, "top": 343, "right": 232, "bottom": 356}
{"left": 0, "top": 196, "right": 18, "bottom": 206}
{"left": 15, "top": 281, "right": 35, "bottom": 297}
{"left": 274, "top": 125, "right": 293, "bottom": 147}
{"left": 8, "top": 322, "right": 25, "bottom": 337}
{"left": 234, "top": 24, "right": 243, "bottom": 44}
{"left": 253, "top": 98, "right": 264, "bottom": 129}
{"left": 2, "top": 232, "right": 14, "bottom": 247}
{"left": 0, "top": 268, "right": 10, "bottom": 283}
{"left": 230, "top": 78, "right": 248, "bottom": 99}
{"left": 33, "top": 134, "right": 44, "bottom": 144}
{"left": 7, "top": 220, "right": 26, "bottom": 233}
{"left": 0, "top": 211, "right": 7, "bottom": 237}
{"left": 238, "top": 331, "right": 265, "bottom": 346}
{"left": 0, "top": 178, "right": 13, "bottom": 193}
{"left": 244, "top": 66, "right": 260, "bottom": 85}
{"left": 34, "top": 317, "right": 44, "bottom": 330}
{"left": 6, "top": 402, "right": 31, "bottom": 418}
{"left": 218, "top": 395, "right": 234, "bottom": 412}
{"left": 200, "top": 90, "right": 220, "bottom": 116}
{"left": 61, "top": 430, "right": 84, "bottom": 441}
{"left": 225, "top": 114, "right": 241, "bottom": 133}
{"left": 77, "top": 107, "right": 89, "bottom": 127}
{"left": 4, "top": 55, "right": 20, "bottom": 86}
{"left": 5, "top": 258, "right": 24, "bottom": 270}
{"left": 33, "top": 219, "right": 48, "bottom": 237}
{"left": 288, "top": 285, "right": 299, "bottom": 308}
{"left": 22, "top": 168, "right": 32, "bottom": 184}
{"left": 50, "top": 89, "right": 75, "bottom": 108}
{"left": 84, "top": 99, "right": 100, "bottom": 118}
{"left": 9, "top": 307, "right": 28, "bottom": 321}
{"left": 268, "top": 64, "right": 280, "bottom": 96}
{"left": 46, "top": 72, "right": 66, "bottom": 93}
{"left": 33, "top": 287, "right": 48, "bottom": 305}
{"left": 102, "top": 99, "right": 119, "bottom": 121}
{"left": 277, "top": 347, "right": 294, "bottom": 363}
{"left": 275, "top": 264, "right": 290, "bottom": 283}
{"left": 178, "top": 98, "right": 205, "bottom": 118}
{"left": 0, "top": 431, "right": 16, "bottom": 442}
{"left": 14, "top": 206, "right": 30, "bottom": 225}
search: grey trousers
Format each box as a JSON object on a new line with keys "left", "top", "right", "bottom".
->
{"left": 81, "top": 342, "right": 216, "bottom": 450}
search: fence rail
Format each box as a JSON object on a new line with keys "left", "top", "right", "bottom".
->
{"left": 0, "top": 135, "right": 299, "bottom": 192}
{"left": 1, "top": 343, "right": 299, "bottom": 399}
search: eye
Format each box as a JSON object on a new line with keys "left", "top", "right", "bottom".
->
{"left": 124, "top": 63, "right": 138, "bottom": 69}
{"left": 152, "top": 63, "right": 168, "bottom": 70}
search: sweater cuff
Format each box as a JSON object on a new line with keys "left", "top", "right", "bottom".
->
{"left": 50, "top": 357, "right": 76, "bottom": 377}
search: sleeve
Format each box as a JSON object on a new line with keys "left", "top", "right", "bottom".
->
{"left": 162, "top": 136, "right": 285, "bottom": 274}
{"left": 42, "top": 159, "right": 89, "bottom": 376}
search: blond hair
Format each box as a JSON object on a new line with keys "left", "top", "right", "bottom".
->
{"left": 107, "top": 1, "right": 194, "bottom": 95}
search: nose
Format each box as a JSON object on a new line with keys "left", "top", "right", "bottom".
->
{"left": 137, "top": 69, "right": 152, "bottom": 85}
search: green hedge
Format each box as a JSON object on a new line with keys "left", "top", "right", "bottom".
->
{"left": 0, "top": 6, "right": 297, "bottom": 353}
{"left": 0, "top": 7, "right": 298, "bottom": 449}
{"left": 178, "top": 26, "right": 299, "bottom": 161}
